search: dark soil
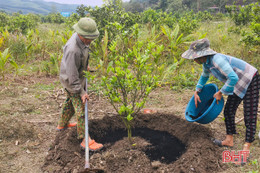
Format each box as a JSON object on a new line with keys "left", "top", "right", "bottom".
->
{"left": 42, "top": 113, "right": 226, "bottom": 173}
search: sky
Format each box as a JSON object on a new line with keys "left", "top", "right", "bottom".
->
{"left": 44, "top": 0, "right": 103, "bottom": 6}
{"left": 43, "top": 0, "right": 128, "bottom": 7}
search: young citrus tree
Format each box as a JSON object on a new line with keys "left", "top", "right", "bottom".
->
{"left": 100, "top": 33, "right": 164, "bottom": 142}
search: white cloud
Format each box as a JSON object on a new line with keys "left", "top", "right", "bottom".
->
{"left": 44, "top": 0, "right": 130, "bottom": 6}
{"left": 43, "top": 0, "right": 104, "bottom": 6}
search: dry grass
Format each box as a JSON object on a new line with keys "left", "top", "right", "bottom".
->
{"left": 196, "top": 20, "right": 260, "bottom": 69}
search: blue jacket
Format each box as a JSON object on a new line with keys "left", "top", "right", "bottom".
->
{"left": 196, "top": 53, "right": 257, "bottom": 98}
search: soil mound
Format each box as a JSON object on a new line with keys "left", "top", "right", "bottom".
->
{"left": 42, "top": 113, "right": 226, "bottom": 173}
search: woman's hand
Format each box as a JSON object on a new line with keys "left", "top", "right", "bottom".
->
{"left": 194, "top": 91, "right": 201, "bottom": 108}
{"left": 213, "top": 90, "right": 222, "bottom": 104}
{"left": 81, "top": 93, "right": 90, "bottom": 104}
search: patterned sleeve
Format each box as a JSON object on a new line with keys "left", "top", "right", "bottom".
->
{"left": 196, "top": 64, "right": 210, "bottom": 92}
{"left": 212, "top": 55, "right": 239, "bottom": 95}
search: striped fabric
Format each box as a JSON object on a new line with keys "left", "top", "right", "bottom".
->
{"left": 196, "top": 53, "right": 257, "bottom": 98}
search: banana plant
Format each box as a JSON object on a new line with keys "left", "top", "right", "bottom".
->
{"left": 0, "top": 37, "right": 4, "bottom": 48}
{"left": 100, "top": 30, "right": 109, "bottom": 75}
{"left": 161, "top": 56, "right": 185, "bottom": 84}
{"left": 9, "top": 59, "right": 24, "bottom": 77}
{"left": 0, "top": 48, "right": 11, "bottom": 80}
{"left": 160, "top": 24, "right": 190, "bottom": 83}
{"left": 149, "top": 25, "right": 160, "bottom": 42}
{"left": 61, "top": 29, "right": 73, "bottom": 45}
{"left": 2, "top": 29, "right": 9, "bottom": 40}
{"left": 161, "top": 24, "right": 185, "bottom": 57}
{"left": 48, "top": 52, "right": 62, "bottom": 75}
{"left": 1, "top": 29, "right": 10, "bottom": 48}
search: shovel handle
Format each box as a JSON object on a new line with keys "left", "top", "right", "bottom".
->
{"left": 85, "top": 79, "right": 90, "bottom": 169}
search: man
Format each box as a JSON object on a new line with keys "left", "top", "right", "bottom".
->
{"left": 57, "top": 17, "right": 103, "bottom": 151}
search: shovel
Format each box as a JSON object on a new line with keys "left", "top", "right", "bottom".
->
{"left": 81, "top": 79, "right": 104, "bottom": 173}
{"left": 84, "top": 78, "right": 90, "bottom": 169}
{"left": 85, "top": 79, "right": 89, "bottom": 169}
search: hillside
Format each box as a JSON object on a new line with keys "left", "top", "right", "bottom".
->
{"left": 0, "top": 0, "right": 79, "bottom": 15}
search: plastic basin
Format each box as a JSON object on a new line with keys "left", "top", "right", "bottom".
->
{"left": 185, "top": 83, "right": 224, "bottom": 124}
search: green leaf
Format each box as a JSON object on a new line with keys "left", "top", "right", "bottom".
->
{"left": 172, "top": 24, "right": 180, "bottom": 41}
{"left": 119, "top": 106, "right": 126, "bottom": 115}
{"left": 127, "top": 114, "right": 133, "bottom": 121}
{"left": 10, "top": 60, "right": 18, "bottom": 69}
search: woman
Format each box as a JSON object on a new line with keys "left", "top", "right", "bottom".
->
{"left": 182, "top": 38, "right": 259, "bottom": 153}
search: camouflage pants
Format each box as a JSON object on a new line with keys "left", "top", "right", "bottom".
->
{"left": 58, "top": 90, "right": 85, "bottom": 139}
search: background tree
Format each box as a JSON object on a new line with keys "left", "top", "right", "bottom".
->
{"left": 76, "top": 4, "right": 87, "bottom": 17}
{"left": 124, "top": 0, "right": 258, "bottom": 13}
{"left": 166, "top": 0, "right": 187, "bottom": 15}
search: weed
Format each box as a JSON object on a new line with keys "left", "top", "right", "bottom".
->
{"left": 33, "top": 83, "right": 55, "bottom": 91}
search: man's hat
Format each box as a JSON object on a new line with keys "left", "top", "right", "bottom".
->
{"left": 73, "top": 17, "right": 99, "bottom": 39}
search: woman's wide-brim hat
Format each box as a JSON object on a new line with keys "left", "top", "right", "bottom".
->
{"left": 73, "top": 17, "right": 99, "bottom": 39}
{"left": 181, "top": 38, "right": 217, "bottom": 59}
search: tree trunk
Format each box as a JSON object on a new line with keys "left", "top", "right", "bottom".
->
{"left": 127, "top": 125, "right": 132, "bottom": 142}
{"left": 197, "top": 0, "right": 200, "bottom": 12}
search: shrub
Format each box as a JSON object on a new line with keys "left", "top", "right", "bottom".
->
{"left": 7, "top": 13, "right": 39, "bottom": 34}
{"left": 100, "top": 28, "right": 164, "bottom": 141}
{"left": 42, "top": 13, "right": 65, "bottom": 24}
{"left": 241, "top": 22, "right": 260, "bottom": 46}
{"left": 141, "top": 8, "right": 177, "bottom": 27}
{"left": 226, "top": 3, "right": 259, "bottom": 26}
{"left": 78, "top": 0, "right": 140, "bottom": 42}
{"left": 9, "top": 34, "right": 28, "bottom": 62}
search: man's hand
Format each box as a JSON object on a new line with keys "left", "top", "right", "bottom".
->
{"left": 81, "top": 93, "right": 90, "bottom": 104}
{"left": 213, "top": 90, "right": 222, "bottom": 104}
{"left": 194, "top": 91, "right": 201, "bottom": 108}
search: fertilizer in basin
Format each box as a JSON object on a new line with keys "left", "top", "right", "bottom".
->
{"left": 190, "top": 98, "right": 214, "bottom": 119}
{"left": 185, "top": 83, "right": 224, "bottom": 124}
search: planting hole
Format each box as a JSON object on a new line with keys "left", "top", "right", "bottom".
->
{"left": 96, "top": 128, "right": 186, "bottom": 164}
